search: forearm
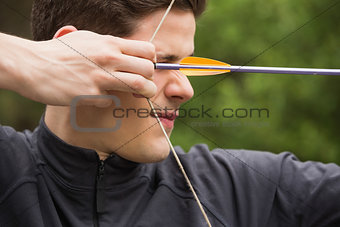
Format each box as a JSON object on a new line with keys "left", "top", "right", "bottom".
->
{"left": 0, "top": 33, "right": 34, "bottom": 92}
{"left": 0, "top": 29, "right": 156, "bottom": 106}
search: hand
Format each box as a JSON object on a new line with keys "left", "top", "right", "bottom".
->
{"left": 0, "top": 27, "right": 156, "bottom": 107}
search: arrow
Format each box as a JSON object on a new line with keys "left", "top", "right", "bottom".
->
{"left": 155, "top": 57, "right": 340, "bottom": 76}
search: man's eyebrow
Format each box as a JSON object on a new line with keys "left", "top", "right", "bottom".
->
{"left": 157, "top": 54, "right": 181, "bottom": 62}
{"left": 157, "top": 52, "right": 194, "bottom": 63}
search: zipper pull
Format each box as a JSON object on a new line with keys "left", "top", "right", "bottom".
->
{"left": 96, "top": 160, "right": 105, "bottom": 213}
{"left": 97, "top": 160, "right": 105, "bottom": 181}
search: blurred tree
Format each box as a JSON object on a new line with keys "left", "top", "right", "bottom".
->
{"left": 0, "top": 0, "right": 43, "bottom": 131}
{"left": 172, "top": 0, "right": 340, "bottom": 164}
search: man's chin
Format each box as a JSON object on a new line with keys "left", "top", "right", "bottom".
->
{"left": 111, "top": 138, "right": 171, "bottom": 163}
{"left": 141, "top": 150, "right": 170, "bottom": 163}
{"left": 119, "top": 149, "right": 170, "bottom": 164}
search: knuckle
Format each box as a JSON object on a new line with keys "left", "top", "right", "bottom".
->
{"left": 88, "top": 87, "right": 101, "bottom": 96}
{"left": 145, "top": 42, "right": 156, "bottom": 53}
{"left": 105, "top": 35, "right": 119, "bottom": 45}
{"left": 96, "top": 52, "right": 120, "bottom": 66}
{"left": 92, "top": 52, "right": 108, "bottom": 65}
{"left": 132, "top": 77, "right": 156, "bottom": 97}
{"left": 106, "top": 53, "right": 120, "bottom": 65}
{"left": 92, "top": 72, "right": 104, "bottom": 85}
{"left": 145, "top": 82, "right": 157, "bottom": 98}
{"left": 131, "top": 77, "right": 147, "bottom": 92}
{"left": 144, "top": 60, "right": 155, "bottom": 77}
{"left": 108, "top": 36, "right": 122, "bottom": 52}
{"left": 145, "top": 42, "right": 156, "bottom": 59}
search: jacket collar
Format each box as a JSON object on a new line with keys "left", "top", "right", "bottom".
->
{"left": 35, "top": 116, "right": 143, "bottom": 188}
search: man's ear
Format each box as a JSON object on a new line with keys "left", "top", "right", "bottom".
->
{"left": 53, "top": 25, "right": 78, "bottom": 38}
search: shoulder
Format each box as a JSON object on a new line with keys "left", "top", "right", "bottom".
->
{"left": 175, "top": 144, "right": 290, "bottom": 183}
{"left": 156, "top": 145, "right": 289, "bottom": 225}
{"left": 0, "top": 125, "right": 35, "bottom": 163}
{"left": 173, "top": 144, "right": 340, "bottom": 226}
{"left": 160, "top": 145, "right": 286, "bottom": 205}
{"left": 0, "top": 125, "right": 38, "bottom": 201}
{"left": 0, "top": 124, "right": 34, "bottom": 148}
{"left": 175, "top": 144, "right": 340, "bottom": 196}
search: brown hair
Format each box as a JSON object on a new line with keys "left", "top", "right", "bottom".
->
{"left": 31, "top": 0, "right": 206, "bottom": 41}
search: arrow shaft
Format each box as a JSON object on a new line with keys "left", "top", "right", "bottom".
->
{"left": 229, "top": 66, "right": 340, "bottom": 76}
{"left": 155, "top": 63, "right": 340, "bottom": 76}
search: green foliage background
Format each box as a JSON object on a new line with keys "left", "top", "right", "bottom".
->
{"left": 1, "top": 0, "right": 340, "bottom": 164}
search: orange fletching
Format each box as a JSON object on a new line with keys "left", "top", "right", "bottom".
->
{"left": 179, "top": 57, "right": 231, "bottom": 76}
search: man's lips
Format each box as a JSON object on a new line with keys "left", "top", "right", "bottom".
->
{"left": 150, "top": 111, "right": 177, "bottom": 129}
{"left": 150, "top": 111, "right": 178, "bottom": 120}
{"left": 159, "top": 117, "right": 175, "bottom": 129}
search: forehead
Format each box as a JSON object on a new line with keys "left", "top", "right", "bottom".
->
{"left": 127, "top": 9, "right": 196, "bottom": 61}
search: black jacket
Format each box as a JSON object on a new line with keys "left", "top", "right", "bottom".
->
{"left": 1, "top": 119, "right": 340, "bottom": 227}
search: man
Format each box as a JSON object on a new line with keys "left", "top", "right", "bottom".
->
{"left": 0, "top": 0, "right": 339, "bottom": 226}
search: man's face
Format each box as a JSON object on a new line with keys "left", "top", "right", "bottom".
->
{"left": 78, "top": 10, "right": 196, "bottom": 162}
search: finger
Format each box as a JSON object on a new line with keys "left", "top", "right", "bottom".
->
{"left": 114, "top": 54, "right": 155, "bottom": 80}
{"left": 114, "top": 37, "right": 156, "bottom": 62}
{"left": 99, "top": 72, "right": 157, "bottom": 98}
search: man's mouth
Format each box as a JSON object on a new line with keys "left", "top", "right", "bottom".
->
{"left": 150, "top": 111, "right": 177, "bottom": 129}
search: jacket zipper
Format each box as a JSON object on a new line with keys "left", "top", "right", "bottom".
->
{"left": 94, "top": 160, "right": 105, "bottom": 227}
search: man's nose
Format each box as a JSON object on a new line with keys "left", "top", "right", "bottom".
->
{"left": 163, "top": 70, "right": 194, "bottom": 104}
